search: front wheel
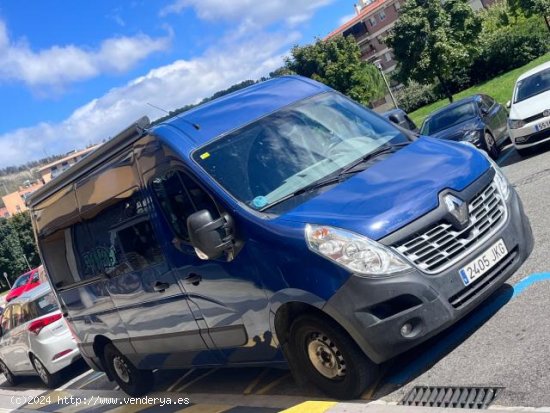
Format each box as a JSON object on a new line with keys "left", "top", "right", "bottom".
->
{"left": 485, "top": 132, "right": 499, "bottom": 160}
{"left": 32, "top": 355, "right": 60, "bottom": 388}
{"left": 289, "top": 315, "right": 378, "bottom": 399}
{"left": 0, "top": 359, "right": 18, "bottom": 386}
{"left": 103, "top": 343, "right": 153, "bottom": 396}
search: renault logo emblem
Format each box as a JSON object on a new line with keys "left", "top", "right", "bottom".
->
{"left": 444, "top": 194, "right": 470, "bottom": 230}
{"left": 544, "top": 109, "right": 550, "bottom": 118}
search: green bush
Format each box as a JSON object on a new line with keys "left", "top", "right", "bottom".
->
{"left": 471, "top": 15, "right": 549, "bottom": 83}
{"left": 394, "top": 81, "right": 442, "bottom": 113}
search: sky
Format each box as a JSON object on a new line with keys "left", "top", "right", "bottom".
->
{"left": 0, "top": 0, "right": 356, "bottom": 168}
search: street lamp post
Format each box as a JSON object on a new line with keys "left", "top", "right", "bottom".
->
{"left": 3, "top": 272, "right": 10, "bottom": 289}
{"left": 374, "top": 59, "right": 398, "bottom": 109}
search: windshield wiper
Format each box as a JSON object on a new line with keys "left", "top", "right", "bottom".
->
{"left": 339, "top": 141, "right": 410, "bottom": 175}
{"left": 260, "top": 141, "right": 409, "bottom": 212}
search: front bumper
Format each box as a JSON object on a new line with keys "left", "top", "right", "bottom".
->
{"left": 510, "top": 118, "right": 550, "bottom": 149}
{"left": 324, "top": 188, "right": 533, "bottom": 364}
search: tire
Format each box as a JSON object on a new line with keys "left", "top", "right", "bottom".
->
{"left": 0, "top": 359, "right": 19, "bottom": 386}
{"left": 103, "top": 343, "right": 153, "bottom": 396}
{"left": 289, "top": 315, "right": 378, "bottom": 399}
{"left": 485, "top": 132, "right": 499, "bottom": 160}
{"left": 31, "top": 355, "right": 60, "bottom": 389}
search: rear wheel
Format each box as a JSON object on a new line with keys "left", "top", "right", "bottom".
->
{"left": 103, "top": 343, "right": 153, "bottom": 396}
{"left": 0, "top": 359, "right": 19, "bottom": 386}
{"left": 289, "top": 315, "right": 378, "bottom": 399}
{"left": 31, "top": 355, "right": 60, "bottom": 388}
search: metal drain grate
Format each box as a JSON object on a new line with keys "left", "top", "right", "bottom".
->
{"left": 399, "top": 386, "right": 502, "bottom": 409}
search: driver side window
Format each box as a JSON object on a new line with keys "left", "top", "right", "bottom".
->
{"left": 152, "top": 170, "right": 219, "bottom": 243}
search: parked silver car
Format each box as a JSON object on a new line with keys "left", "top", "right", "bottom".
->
{"left": 0, "top": 283, "right": 80, "bottom": 388}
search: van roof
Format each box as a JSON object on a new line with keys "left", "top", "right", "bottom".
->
{"left": 157, "top": 76, "right": 330, "bottom": 146}
{"left": 28, "top": 76, "right": 329, "bottom": 207}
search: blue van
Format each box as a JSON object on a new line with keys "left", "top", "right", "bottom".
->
{"left": 28, "top": 76, "right": 533, "bottom": 399}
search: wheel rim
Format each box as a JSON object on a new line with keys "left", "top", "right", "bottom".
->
{"left": 113, "top": 355, "right": 131, "bottom": 384}
{"left": 34, "top": 359, "right": 48, "bottom": 383}
{"left": 306, "top": 332, "right": 346, "bottom": 380}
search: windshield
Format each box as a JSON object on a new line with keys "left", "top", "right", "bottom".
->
{"left": 193, "top": 92, "right": 407, "bottom": 212}
{"left": 12, "top": 273, "right": 30, "bottom": 288}
{"left": 421, "top": 102, "right": 477, "bottom": 135}
{"left": 514, "top": 68, "right": 550, "bottom": 103}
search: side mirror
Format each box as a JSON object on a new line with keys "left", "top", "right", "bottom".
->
{"left": 506, "top": 101, "right": 511, "bottom": 109}
{"left": 187, "top": 210, "right": 234, "bottom": 260}
{"left": 388, "top": 114, "right": 400, "bottom": 125}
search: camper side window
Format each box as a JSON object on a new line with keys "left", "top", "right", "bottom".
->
{"left": 152, "top": 170, "right": 219, "bottom": 242}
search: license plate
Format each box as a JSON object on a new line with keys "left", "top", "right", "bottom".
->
{"left": 535, "top": 120, "right": 550, "bottom": 132}
{"left": 459, "top": 239, "right": 508, "bottom": 286}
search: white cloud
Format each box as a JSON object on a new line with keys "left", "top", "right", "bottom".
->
{"left": 0, "top": 31, "right": 299, "bottom": 167}
{"left": 338, "top": 13, "right": 357, "bottom": 26}
{"left": 159, "top": 0, "right": 333, "bottom": 27}
{"left": 0, "top": 19, "right": 171, "bottom": 88}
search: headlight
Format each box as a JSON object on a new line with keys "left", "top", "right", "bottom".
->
{"left": 305, "top": 224, "right": 411, "bottom": 277}
{"left": 463, "top": 130, "right": 481, "bottom": 143}
{"left": 460, "top": 142, "right": 510, "bottom": 200}
{"left": 508, "top": 119, "right": 525, "bottom": 129}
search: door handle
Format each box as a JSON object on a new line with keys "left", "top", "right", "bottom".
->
{"left": 153, "top": 281, "right": 170, "bottom": 293}
{"left": 185, "top": 273, "right": 202, "bottom": 286}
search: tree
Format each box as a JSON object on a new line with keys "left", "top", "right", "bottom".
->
{"left": 509, "top": 0, "right": 550, "bottom": 31}
{"left": 387, "top": 0, "right": 482, "bottom": 103}
{"left": 284, "top": 36, "right": 385, "bottom": 106}
{"left": 0, "top": 212, "right": 40, "bottom": 288}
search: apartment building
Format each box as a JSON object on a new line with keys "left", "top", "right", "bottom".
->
{"left": 327, "top": 0, "right": 401, "bottom": 74}
{"left": 38, "top": 145, "right": 100, "bottom": 184}
{"left": 2, "top": 180, "right": 44, "bottom": 216}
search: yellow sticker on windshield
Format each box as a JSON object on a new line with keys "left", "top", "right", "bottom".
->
{"left": 200, "top": 152, "right": 210, "bottom": 160}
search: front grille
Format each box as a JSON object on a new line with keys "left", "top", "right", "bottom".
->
{"left": 524, "top": 127, "right": 550, "bottom": 144}
{"left": 393, "top": 180, "right": 507, "bottom": 274}
{"left": 524, "top": 112, "right": 545, "bottom": 124}
{"left": 399, "top": 386, "right": 502, "bottom": 408}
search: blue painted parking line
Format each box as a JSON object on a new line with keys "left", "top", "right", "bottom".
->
{"left": 387, "top": 273, "right": 550, "bottom": 385}
{"left": 497, "top": 147, "right": 516, "bottom": 166}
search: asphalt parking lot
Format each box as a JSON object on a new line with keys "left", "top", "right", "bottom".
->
{"left": 1, "top": 142, "right": 550, "bottom": 412}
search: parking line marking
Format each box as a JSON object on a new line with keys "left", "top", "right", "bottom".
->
{"left": 387, "top": 272, "right": 550, "bottom": 385}
{"left": 76, "top": 371, "right": 106, "bottom": 389}
{"left": 56, "top": 369, "right": 94, "bottom": 390}
{"left": 103, "top": 401, "right": 154, "bottom": 413}
{"left": 254, "top": 372, "right": 291, "bottom": 395}
{"left": 175, "top": 368, "right": 220, "bottom": 392}
{"left": 497, "top": 147, "right": 516, "bottom": 166}
{"left": 243, "top": 368, "right": 270, "bottom": 395}
{"left": 166, "top": 369, "right": 196, "bottom": 393}
{"left": 280, "top": 401, "right": 337, "bottom": 413}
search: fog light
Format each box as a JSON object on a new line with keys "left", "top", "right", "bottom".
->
{"left": 515, "top": 136, "right": 528, "bottom": 144}
{"left": 401, "top": 322, "right": 413, "bottom": 337}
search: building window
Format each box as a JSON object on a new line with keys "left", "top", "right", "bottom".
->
{"left": 369, "top": 16, "right": 377, "bottom": 27}
{"left": 379, "top": 10, "right": 386, "bottom": 21}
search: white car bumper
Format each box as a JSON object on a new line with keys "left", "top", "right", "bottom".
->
{"left": 509, "top": 115, "right": 550, "bottom": 149}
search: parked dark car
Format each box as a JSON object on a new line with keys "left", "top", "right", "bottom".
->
{"left": 420, "top": 95, "right": 509, "bottom": 159}
{"left": 382, "top": 108, "right": 419, "bottom": 132}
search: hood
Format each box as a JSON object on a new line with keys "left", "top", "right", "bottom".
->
{"left": 279, "top": 136, "right": 490, "bottom": 240}
{"left": 6, "top": 286, "right": 25, "bottom": 301}
{"left": 429, "top": 118, "right": 482, "bottom": 141}
{"left": 510, "top": 89, "right": 550, "bottom": 120}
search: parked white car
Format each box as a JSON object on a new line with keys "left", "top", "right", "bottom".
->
{"left": 507, "top": 60, "right": 550, "bottom": 156}
{"left": 0, "top": 283, "right": 80, "bottom": 388}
